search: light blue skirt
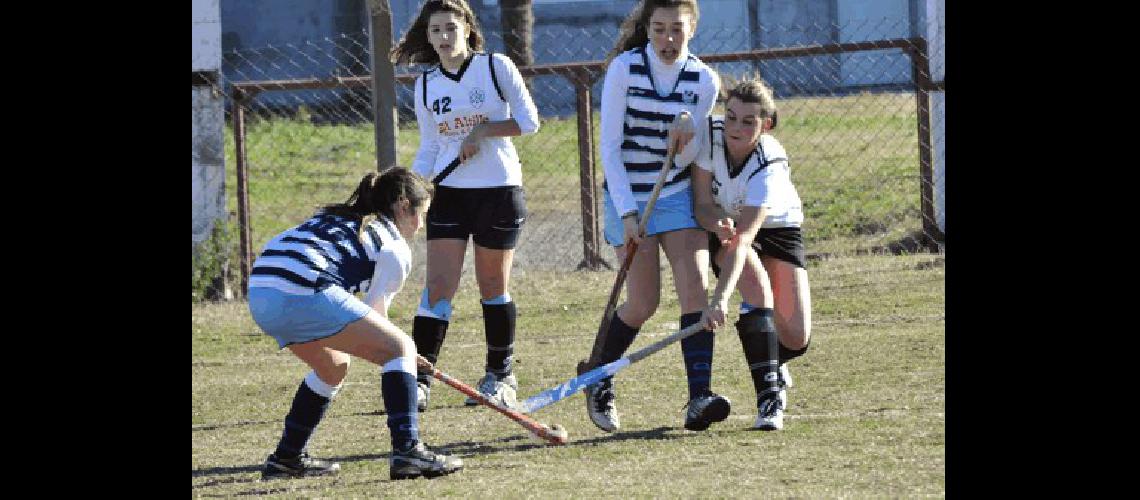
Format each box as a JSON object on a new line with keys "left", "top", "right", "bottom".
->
{"left": 248, "top": 285, "right": 373, "bottom": 349}
{"left": 603, "top": 188, "right": 700, "bottom": 247}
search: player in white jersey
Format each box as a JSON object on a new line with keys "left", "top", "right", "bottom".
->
{"left": 390, "top": 0, "right": 541, "bottom": 412}
{"left": 247, "top": 169, "right": 464, "bottom": 481}
{"left": 693, "top": 76, "right": 813, "bottom": 431}
{"left": 585, "top": 0, "right": 730, "bottom": 434}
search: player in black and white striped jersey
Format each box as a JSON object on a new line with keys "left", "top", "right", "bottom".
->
{"left": 586, "top": 0, "right": 729, "bottom": 434}
{"left": 247, "top": 169, "right": 464, "bottom": 481}
{"left": 693, "top": 76, "right": 813, "bottom": 431}
{"left": 390, "top": 0, "right": 541, "bottom": 413}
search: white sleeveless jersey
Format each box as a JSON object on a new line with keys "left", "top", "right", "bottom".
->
{"left": 414, "top": 53, "right": 525, "bottom": 188}
{"left": 607, "top": 46, "right": 718, "bottom": 203}
{"left": 698, "top": 116, "right": 803, "bottom": 228}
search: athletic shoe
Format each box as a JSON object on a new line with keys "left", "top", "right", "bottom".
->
{"left": 754, "top": 394, "right": 785, "bottom": 431}
{"left": 416, "top": 382, "right": 430, "bottom": 412}
{"left": 261, "top": 451, "right": 340, "bottom": 480}
{"left": 683, "top": 391, "right": 731, "bottom": 431}
{"left": 778, "top": 364, "right": 792, "bottom": 408}
{"left": 585, "top": 377, "right": 620, "bottom": 432}
{"left": 465, "top": 372, "right": 518, "bottom": 408}
{"left": 389, "top": 441, "right": 463, "bottom": 480}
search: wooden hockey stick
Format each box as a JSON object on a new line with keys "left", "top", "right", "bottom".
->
{"left": 416, "top": 355, "right": 568, "bottom": 445}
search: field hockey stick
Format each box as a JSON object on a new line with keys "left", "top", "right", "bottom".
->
{"left": 415, "top": 355, "right": 568, "bottom": 445}
{"left": 522, "top": 322, "right": 704, "bottom": 414}
{"left": 576, "top": 111, "right": 692, "bottom": 376}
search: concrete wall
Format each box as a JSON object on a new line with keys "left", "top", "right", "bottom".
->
{"left": 193, "top": 0, "right": 226, "bottom": 250}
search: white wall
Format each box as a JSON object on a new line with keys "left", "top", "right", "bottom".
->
{"left": 193, "top": 0, "right": 226, "bottom": 249}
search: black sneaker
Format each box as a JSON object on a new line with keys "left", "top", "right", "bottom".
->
{"left": 683, "top": 391, "right": 732, "bottom": 431}
{"left": 389, "top": 442, "right": 464, "bottom": 480}
{"left": 261, "top": 451, "right": 340, "bottom": 480}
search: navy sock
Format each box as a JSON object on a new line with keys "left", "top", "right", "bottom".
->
{"left": 412, "top": 316, "right": 449, "bottom": 386}
{"left": 679, "top": 312, "right": 714, "bottom": 399}
{"left": 381, "top": 370, "right": 420, "bottom": 452}
{"left": 482, "top": 301, "right": 517, "bottom": 377}
{"left": 735, "top": 308, "right": 780, "bottom": 402}
{"left": 274, "top": 379, "right": 332, "bottom": 458}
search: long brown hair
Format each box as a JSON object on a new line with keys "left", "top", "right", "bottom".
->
{"left": 320, "top": 168, "right": 434, "bottom": 239}
{"left": 605, "top": 0, "right": 700, "bottom": 66}
{"left": 390, "top": 0, "right": 485, "bottom": 65}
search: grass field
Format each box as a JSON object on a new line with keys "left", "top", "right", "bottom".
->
{"left": 223, "top": 91, "right": 926, "bottom": 270}
{"left": 192, "top": 252, "right": 944, "bottom": 497}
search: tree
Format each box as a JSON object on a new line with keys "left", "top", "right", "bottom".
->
{"left": 498, "top": 0, "right": 534, "bottom": 69}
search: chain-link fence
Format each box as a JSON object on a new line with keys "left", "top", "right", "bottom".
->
{"left": 209, "top": 18, "right": 944, "bottom": 291}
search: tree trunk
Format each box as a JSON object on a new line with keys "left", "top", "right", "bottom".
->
{"left": 499, "top": 0, "right": 534, "bottom": 68}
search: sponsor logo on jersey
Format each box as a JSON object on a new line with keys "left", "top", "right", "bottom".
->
{"left": 683, "top": 89, "right": 698, "bottom": 104}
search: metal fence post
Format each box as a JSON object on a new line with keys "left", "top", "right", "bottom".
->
{"left": 908, "top": 37, "right": 942, "bottom": 249}
{"left": 369, "top": 0, "right": 397, "bottom": 171}
{"left": 573, "top": 69, "right": 606, "bottom": 270}
{"left": 232, "top": 89, "right": 253, "bottom": 295}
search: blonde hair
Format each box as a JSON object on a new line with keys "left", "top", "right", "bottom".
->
{"left": 390, "top": 0, "right": 485, "bottom": 65}
{"left": 605, "top": 0, "right": 700, "bottom": 66}
{"left": 722, "top": 73, "right": 779, "bottom": 128}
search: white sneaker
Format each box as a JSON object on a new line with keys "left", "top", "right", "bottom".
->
{"left": 754, "top": 395, "right": 785, "bottom": 431}
{"left": 585, "top": 377, "right": 620, "bottom": 432}
{"left": 465, "top": 372, "right": 519, "bottom": 408}
{"left": 416, "top": 382, "right": 430, "bottom": 412}
{"left": 778, "top": 364, "right": 793, "bottom": 408}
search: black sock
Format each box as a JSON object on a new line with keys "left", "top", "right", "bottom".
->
{"left": 412, "top": 316, "right": 449, "bottom": 386}
{"left": 482, "top": 301, "right": 517, "bottom": 378}
{"left": 381, "top": 369, "right": 420, "bottom": 452}
{"left": 778, "top": 338, "right": 811, "bottom": 364}
{"left": 679, "top": 312, "right": 714, "bottom": 399}
{"left": 736, "top": 308, "right": 779, "bottom": 402}
{"left": 598, "top": 314, "right": 640, "bottom": 365}
{"left": 274, "top": 378, "right": 332, "bottom": 458}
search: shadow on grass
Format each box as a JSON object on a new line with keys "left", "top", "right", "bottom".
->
{"left": 436, "top": 425, "right": 684, "bottom": 457}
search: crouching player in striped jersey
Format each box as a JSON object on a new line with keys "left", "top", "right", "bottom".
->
{"left": 247, "top": 169, "right": 463, "bottom": 480}
{"left": 693, "top": 76, "right": 813, "bottom": 431}
{"left": 587, "top": 0, "right": 729, "bottom": 433}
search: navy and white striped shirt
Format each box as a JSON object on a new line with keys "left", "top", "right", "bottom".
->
{"left": 249, "top": 213, "right": 412, "bottom": 308}
{"left": 600, "top": 44, "right": 719, "bottom": 215}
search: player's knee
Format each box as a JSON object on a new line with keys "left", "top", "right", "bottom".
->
{"left": 624, "top": 297, "right": 659, "bottom": 325}
{"left": 424, "top": 274, "right": 455, "bottom": 302}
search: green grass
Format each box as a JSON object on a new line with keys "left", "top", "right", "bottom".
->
{"left": 192, "top": 253, "right": 944, "bottom": 496}
{"left": 223, "top": 91, "right": 929, "bottom": 267}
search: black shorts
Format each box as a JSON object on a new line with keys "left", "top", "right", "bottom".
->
{"left": 426, "top": 185, "right": 528, "bottom": 250}
{"left": 708, "top": 227, "right": 806, "bottom": 277}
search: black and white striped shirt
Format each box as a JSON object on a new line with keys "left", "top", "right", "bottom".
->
{"left": 249, "top": 213, "right": 412, "bottom": 308}
{"left": 600, "top": 44, "right": 719, "bottom": 215}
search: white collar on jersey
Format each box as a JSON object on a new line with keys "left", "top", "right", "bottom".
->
{"left": 645, "top": 41, "right": 690, "bottom": 70}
